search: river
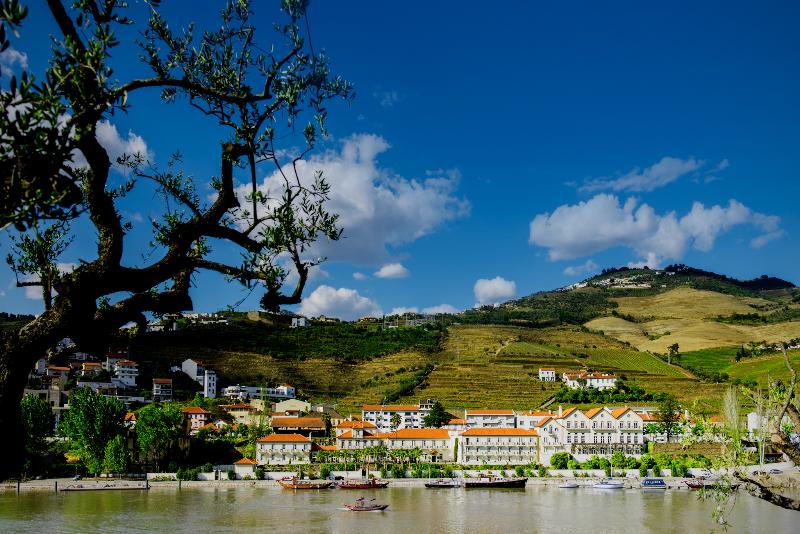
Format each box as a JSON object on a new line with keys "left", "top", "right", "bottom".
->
{"left": 0, "top": 485, "right": 796, "bottom": 533}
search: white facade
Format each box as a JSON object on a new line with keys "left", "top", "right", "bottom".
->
{"left": 221, "top": 384, "right": 296, "bottom": 401}
{"left": 256, "top": 434, "right": 312, "bottom": 465}
{"left": 290, "top": 317, "right": 307, "bottom": 328}
{"left": 113, "top": 360, "right": 139, "bottom": 387}
{"left": 459, "top": 428, "right": 539, "bottom": 465}
{"left": 362, "top": 404, "right": 430, "bottom": 433}
{"left": 203, "top": 370, "right": 217, "bottom": 398}
{"left": 182, "top": 358, "right": 218, "bottom": 398}
{"left": 562, "top": 372, "right": 618, "bottom": 390}
{"left": 538, "top": 368, "right": 557, "bottom": 381}
{"left": 536, "top": 406, "right": 644, "bottom": 464}
{"left": 465, "top": 410, "right": 516, "bottom": 428}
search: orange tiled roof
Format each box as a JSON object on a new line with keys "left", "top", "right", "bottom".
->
{"left": 153, "top": 378, "right": 173, "bottom": 384}
{"left": 124, "top": 412, "right": 137, "bottom": 421}
{"left": 610, "top": 407, "right": 632, "bottom": 419}
{"left": 535, "top": 417, "right": 552, "bottom": 428}
{"left": 82, "top": 362, "right": 102, "bottom": 368}
{"left": 466, "top": 409, "right": 514, "bottom": 416}
{"left": 447, "top": 418, "right": 465, "bottom": 425}
{"left": 47, "top": 366, "right": 70, "bottom": 371}
{"left": 462, "top": 428, "right": 538, "bottom": 437}
{"left": 559, "top": 407, "right": 578, "bottom": 418}
{"left": 234, "top": 458, "right": 258, "bottom": 465}
{"left": 378, "top": 428, "right": 449, "bottom": 440}
{"left": 257, "top": 433, "right": 310, "bottom": 443}
{"left": 539, "top": 368, "right": 556, "bottom": 371}
{"left": 337, "top": 420, "right": 377, "bottom": 429}
{"left": 115, "top": 360, "right": 138, "bottom": 366}
{"left": 519, "top": 411, "right": 553, "bottom": 417}
{"left": 362, "top": 404, "right": 419, "bottom": 411}
{"left": 182, "top": 406, "right": 210, "bottom": 414}
{"left": 312, "top": 443, "right": 338, "bottom": 451}
{"left": 198, "top": 423, "right": 218, "bottom": 431}
{"left": 271, "top": 416, "right": 325, "bottom": 429}
{"left": 583, "top": 408, "right": 603, "bottom": 419}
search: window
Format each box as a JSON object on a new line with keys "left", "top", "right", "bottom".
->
{"left": 566, "top": 421, "right": 571, "bottom": 429}
{"left": 580, "top": 421, "right": 585, "bottom": 429}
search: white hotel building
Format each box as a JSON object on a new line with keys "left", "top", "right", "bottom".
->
{"left": 459, "top": 428, "right": 539, "bottom": 465}
{"left": 562, "top": 371, "right": 618, "bottom": 390}
{"left": 361, "top": 399, "right": 437, "bottom": 432}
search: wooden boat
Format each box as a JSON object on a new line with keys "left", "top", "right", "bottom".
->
{"left": 464, "top": 475, "right": 527, "bottom": 488}
{"left": 641, "top": 478, "right": 667, "bottom": 490}
{"left": 424, "top": 479, "right": 461, "bottom": 488}
{"left": 278, "top": 477, "right": 333, "bottom": 490}
{"left": 344, "top": 498, "right": 389, "bottom": 511}
{"left": 592, "top": 478, "right": 625, "bottom": 489}
{"left": 337, "top": 478, "right": 390, "bottom": 489}
{"left": 559, "top": 482, "right": 579, "bottom": 489}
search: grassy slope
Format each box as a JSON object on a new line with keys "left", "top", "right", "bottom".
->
{"left": 586, "top": 287, "right": 800, "bottom": 352}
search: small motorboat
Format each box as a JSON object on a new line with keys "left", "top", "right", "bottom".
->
{"left": 425, "top": 479, "right": 461, "bottom": 488}
{"left": 464, "top": 475, "right": 527, "bottom": 488}
{"left": 337, "top": 478, "right": 390, "bottom": 489}
{"left": 559, "top": 481, "right": 579, "bottom": 489}
{"left": 344, "top": 498, "right": 389, "bottom": 512}
{"left": 641, "top": 478, "right": 667, "bottom": 490}
{"left": 592, "top": 478, "right": 625, "bottom": 489}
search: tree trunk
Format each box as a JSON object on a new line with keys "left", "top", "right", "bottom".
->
{"left": 0, "top": 310, "right": 67, "bottom": 480}
{"left": 0, "top": 346, "right": 37, "bottom": 480}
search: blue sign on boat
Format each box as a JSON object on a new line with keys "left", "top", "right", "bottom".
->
{"left": 641, "top": 478, "right": 667, "bottom": 489}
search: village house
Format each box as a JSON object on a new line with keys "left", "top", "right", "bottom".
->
{"left": 112, "top": 359, "right": 139, "bottom": 387}
{"left": 562, "top": 371, "right": 618, "bottom": 390}
{"left": 443, "top": 418, "right": 467, "bottom": 437}
{"left": 271, "top": 416, "right": 327, "bottom": 437}
{"left": 232, "top": 457, "right": 258, "bottom": 479}
{"left": 46, "top": 365, "right": 70, "bottom": 381}
{"left": 516, "top": 411, "right": 555, "bottom": 430}
{"left": 274, "top": 398, "right": 310, "bottom": 413}
{"left": 335, "top": 420, "right": 377, "bottom": 437}
{"left": 220, "top": 383, "right": 296, "bottom": 401}
{"left": 181, "top": 358, "right": 218, "bottom": 398}
{"left": 465, "top": 409, "right": 516, "bottom": 428}
{"left": 222, "top": 403, "right": 264, "bottom": 426}
{"left": 104, "top": 349, "right": 129, "bottom": 371}
{"left": 538, "top": 368, "right": 557, "bottom": 381}
{"left": 256, "top": 433, "right": 312, "bottom": 465}
{"left": 152, "top": 378, "right": 173, "bottom": 402}
{"left": 80, "top": 361, "right": 103, "bottom": 377}
{"left": 183, "top": 406, "right": 211, "bottom": 434}
{"left": 459, "top": 428, "right": 539, "bottom": 465}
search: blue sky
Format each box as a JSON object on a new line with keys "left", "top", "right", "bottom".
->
{"left": 1, "top": 0, "right": 798, "bottom": 319}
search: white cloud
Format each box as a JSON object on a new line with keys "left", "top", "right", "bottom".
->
{"left": 751, "top": 230, "right": 785, "bottom": 249}
{"left": 238, "top": 134, "right": 469, "bottom": 265}
{"left": 0, "top": 47, "right": 28, "bottom": 77}
{"left": 298, "top": 285, "right": 381, "bottom": 321}
{"left": 352, "top": 272, "right": 367, "bottom": 281}
{"left": 530, "top": 194, "right": 782, "bottom": 267}
{"left": 422, "top": 303, "right": 459, "bottom": 314}
{"left": 373, "top": 90, "right": 401, "bottom": 108}
{"left": 95, "top": 120, "right": 153, "bottom": 172}
{"left": 374, "top": 262, "right": 410, "bottom": 279}
{"left": 580, "top": 157, "right": 703, "bottom": 193}
{"left": 389, "top": 306, "right": 418, "bottom": 316}
{"left": 563, "top": 259, "right": 598, "bottom": 277}
{"left": 474, "top": 276, "right": 516, "bottom": 306}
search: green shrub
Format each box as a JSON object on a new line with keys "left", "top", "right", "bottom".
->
{"left": 515, "top": 465, "right": 525, "bottom": 477}
{"left": 639, "top": 463, "right": 648, "bottom": 477}
{"left": 320, "top": 465, "right": 330, "bottom": 479}
{"left": 567, "top": 460, "right": 579, "bottom": 470}
{"left": 255, "top": 467, "right": 264, "bottom": 480}
{"left": 390, "top": 464, "right": 405, "bottom": 478}
{"left": 227, "top": 469, "right": 236, "bottom": 480}
{"left": 538, "top": 466, "right": 547, "bottom": 477}
{"left": 550, "top": 452, "right": 572, "bottom": 470}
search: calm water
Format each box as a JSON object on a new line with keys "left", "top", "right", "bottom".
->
{"left": 0, "top": 485, "right": 796, "bottom": 533}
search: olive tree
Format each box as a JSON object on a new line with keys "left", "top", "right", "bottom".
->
{"left": 0, "top": 0, "right": 351, "bottom": 478}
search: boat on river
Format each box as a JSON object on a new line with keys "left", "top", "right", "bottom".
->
{"left": 464, "top": 475, "right": 527, "bottom": 488}
{"left": 425, "top": 479, "right": 461, "bottom": 488}
{"left": 344, "top": 497, "right": 389, "bottom": 511}
{"left": 559, "top": 481, "right": 579, "bottom": 489}
{"left": 640, "top": 478, "right": 667, "bottom": 490}
{"left": 592, "top": 479, "right": 625, "bottom": 489}
{"left": 337, "top": 478, "right": 390, "bottom": 489}
{"left": 278, "top": 477, "right": 333, "bottom": 490}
